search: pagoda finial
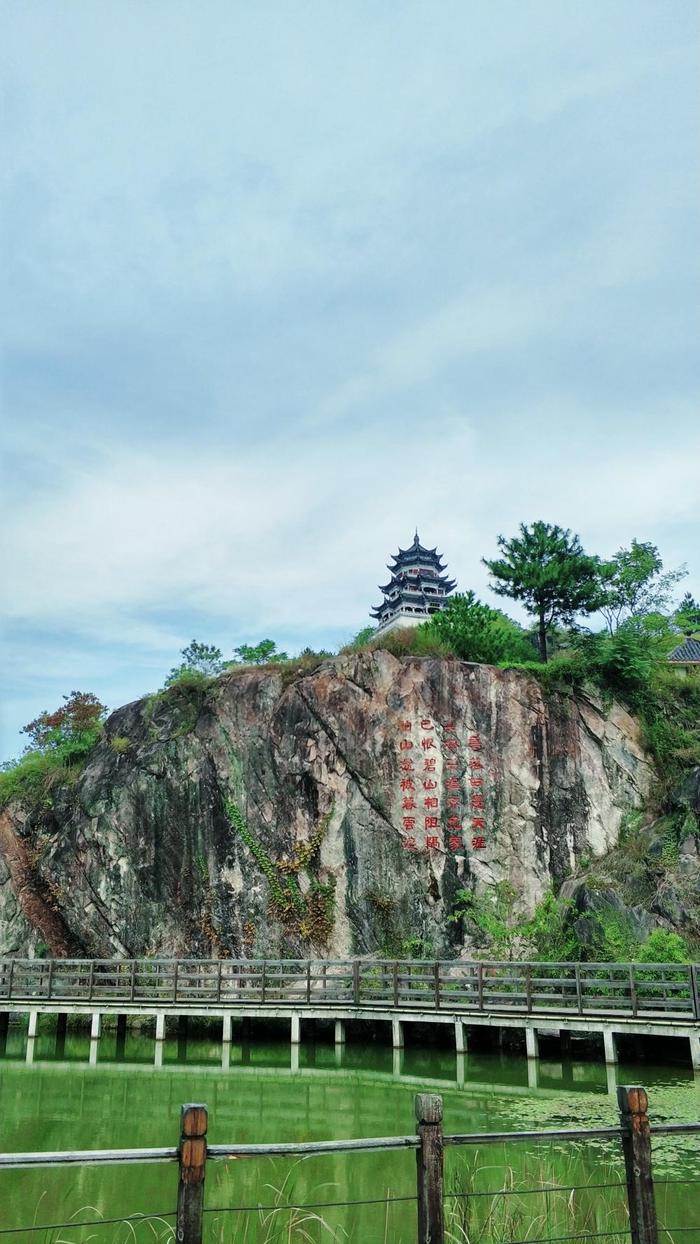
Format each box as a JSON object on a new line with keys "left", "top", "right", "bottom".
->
{"left": 414, "top": 527, "right": 419, "bottom": 543}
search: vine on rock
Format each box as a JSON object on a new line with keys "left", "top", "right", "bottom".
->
{"left": 225, "top": 797, "right": 336, "bottom": 948}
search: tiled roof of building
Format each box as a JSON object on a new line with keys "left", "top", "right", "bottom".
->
{"left": 668, "top": 638, "right": 700, "bottom": 663}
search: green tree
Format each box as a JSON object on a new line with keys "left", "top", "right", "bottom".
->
{"left": 597, "top": 540, "right": 687, "bottom": 634}
{"left": 675, "top": 592, "right": 700, "bottom": 637}
{"left": 450, "top": 881, "right": 525, "bottom": 959}
{"left": 483, "top": 522, "right": 601, "bottom": 661}
{"left": 22, "top": 691, "right": 107, "bottom": 756}
{"left": 348, "top": 625, "right": 376, "bottom": 650}
{"left": 229, "top": 639, "right": 288, "bottom": 665}
{"left": 422, "top": 592, "right": 535, "bottom": 664}
{"left": 165, "top": 640, "right": 225, "bottom": 685}
{"left": 636, "top": 929, "right": 690, "bottom": 964}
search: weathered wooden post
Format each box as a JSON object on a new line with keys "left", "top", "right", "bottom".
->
{"left": 617, "top": 1085, "right": 658, "bottom": 1244}
{"left": 177, "top": 1103, "right": 208, "bottom": 1244}
{"left": 415, "top": 1093, "right": 444, "bottom": 1244}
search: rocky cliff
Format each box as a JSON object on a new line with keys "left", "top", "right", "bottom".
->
{"left": 0, "top": 652, "right": 656, "bottom": 959}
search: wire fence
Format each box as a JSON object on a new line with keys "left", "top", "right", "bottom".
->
{"left": 0, "top": 1084, "right": 697, "bottom": 1243}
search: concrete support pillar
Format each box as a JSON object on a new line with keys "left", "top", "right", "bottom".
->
{"left": 221, "top": 1042, "right": 230, "bottom": 1071}
{"left": 525, "top": 1026, "right": 539, "bottom": 1060}
{"left": 454, "top": 1019, "right": 466, "bottom": 1054}
{"left": 27, "top": 1010, "right": 39, "bottom": 1039}
{"left": 560, "top": 1028, "right": 572, "bottom": 1056}
{"left": 392, "top": 1018, "right": 404, "bottom": 1049}
{"left": 116, "top": 1013, "right": 127, "bottom": 1060}
{"left": 455, "top": 1052, "right": 466, "bottom": 1089}
{"left": 334, "top": 1043, "right": 345, "bottom": 1068}
{"left": 155, "top": 1012, "right": 166, "bottom": 1042}
{"left": 89, "top": 1038, "right": 99, "bottom": 1067}
{"left": 90, "top": 1012, "right": 102, "bottom": 1040}
{"left": 334, "top": 1019, "right": 346, "bottom": 1046}
{"left": 25, "top": 1036, "right": 35, "bottom": 1065}
{"left": 527, "top": 1058, "right": 540, "bottom": 1090}
{"left": 154, "top": 1041, "right": 163, "bottom": 1069}
{"left": 603, "top": 1029, "right": 618, "bottom": 1065}
{"left": 222, "top": 1014, "right": 232, "bottom": 1044}
{"left": 392, "top": 1046, "right": 404, "bottom": 1078}
{"left": 689, "top": 1033, "right": 700, "bottom": 1072}
{"left": 291, "top": 1013, "right": 301, "bottom": 1045}
{"left": 55, "top": 1012, "right": 67, "bottom": 1057}
{"left": 290, "top": 1043, "right": 300, "bottom": 1074}
{"left": 606, "top": 1063, "right": 617, "bottom": 1096}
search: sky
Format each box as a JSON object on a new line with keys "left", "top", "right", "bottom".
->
{"left": 1, "top": 0, "right": 699, "bottom": 761}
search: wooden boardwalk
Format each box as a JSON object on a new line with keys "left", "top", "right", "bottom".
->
{"left": 1, "top": 957, "right": 699, "bottom": 1068}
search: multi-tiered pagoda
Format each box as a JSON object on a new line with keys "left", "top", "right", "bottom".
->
{"left": 371, "top": 532, "right": 456, "bottom": 634}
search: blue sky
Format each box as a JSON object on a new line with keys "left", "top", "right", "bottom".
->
{"left": 2, "top": 0, "right": 699, "bottom": 760}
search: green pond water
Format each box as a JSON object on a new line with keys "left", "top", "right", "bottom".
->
{"left": 0, "top": 1023, "right": 698, "bottom": 1243}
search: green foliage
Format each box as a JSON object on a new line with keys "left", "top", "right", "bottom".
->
{"left": 162, "top": 668, "right": 213, "bottom": 693}
{"left": 166, "top": 640, "right": 225, "bottom": 684}
{"left": 369, "top": 626, "right": 454, "bottom": 660}
{"left": 347, "top": 626, "right": 376, "bottom": 650}
{"left": 636, "top": 928, "right": 690, "bottom": 963}
{"left": 227, "top": 639, "right": 289, "bottom": 666}
{"left": 675, "top": 592, "right": 700, "bottom": 636}
{"left": 21, "top": 691, "right": 107, "bottom": 756}
{"left": 524, "top": 890, "right": 579, "bottom": 961}
{"left": 109, "top": 735, "right": 130, "bottom": 755}
{"left": 0, "top": 751, "right": 67, "bottom": 809}
{"left": 483, "top": 521, "right": 601, "bottom": 661}
{"left": 582, "top": 908, "right": 638, "bottom": 962}
{"left": 0, "top": 691, "right": 107, "bottom": 810}
{"left": 597, "top": 540, "right": 687, "bottom": 634}
{"left": 225, "top": 798, "right": 336, "bottom": 947}
{"left": 419, "top": 592, "right": 536, "bottom": 664}
{"left": 399, "top": 934, "right": 435, "bottom": 959}
{"left": 450, "top": 881, "right": 524, "bottom": 959}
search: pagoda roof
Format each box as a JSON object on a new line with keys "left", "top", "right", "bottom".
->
{"left": 388, "top": 531, "right": 447, "bottom": 571}
{"left": 668, "top": 638, "right": 700, "bottom": 663}
{"left": 378, "top": 569, "right": 456, "bottom": 593}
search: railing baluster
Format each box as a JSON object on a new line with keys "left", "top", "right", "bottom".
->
{"left": 415, "top": 1093, "right": 444, "bottom": 1244}
{"left": 177, "top": 1104, "right": 208, "bottom": 1244}
{"left": 689, "top": 964, "right": 700, "bottom": 1020}
{"left": 575, "top": 963, "right": 583, "bottom": 1014}
{"left": 629, "top": 965, "right": 638, "bottom": 1017}
{"left": 617, "top": 1085, "right": 658, "bottom": 1244}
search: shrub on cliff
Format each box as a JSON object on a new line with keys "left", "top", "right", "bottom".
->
{"left": 165, "top": 640, "right": 225, "bottom": 684}
{"left": 421, "top": 592, "right": 536, "bottom": 664}
{"left": 0, "top": 691, "right": 107, "bottom": 809}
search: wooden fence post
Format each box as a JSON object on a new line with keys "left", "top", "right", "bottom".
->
{"left": 415, "top": 1093, "right": 444, "bottom": 1244}
{"left": 617, "top": 1085, "right": 658, "bottom": 1244}
{"left": 177, "top": 1103, "right": 208, "bottom": 1244}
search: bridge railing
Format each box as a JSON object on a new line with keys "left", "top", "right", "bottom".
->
{"left": 1, "top": 957, "right": 698, "bottom": 1018}
{"left": 0, "top": 1086, "right": 697, "bottom": 1244}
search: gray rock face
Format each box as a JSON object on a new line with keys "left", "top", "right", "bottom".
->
{"left": 0, "top": 653, "right": 654, "bottom": 959}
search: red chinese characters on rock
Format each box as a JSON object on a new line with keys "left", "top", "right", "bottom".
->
{"left": 396, "top": 718, "right": 489, "bottom": 854}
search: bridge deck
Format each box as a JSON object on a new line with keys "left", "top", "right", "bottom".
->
{"left": 2, "top": 958, "right": 699, "bottom": 1069}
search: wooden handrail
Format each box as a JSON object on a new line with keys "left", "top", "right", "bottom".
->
{"left": 1, "top": 958, "right": 698, "bottom": 1020}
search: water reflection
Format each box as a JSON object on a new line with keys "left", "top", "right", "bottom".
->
{"left": 0, "top": 1024, "right": 671, "bottom": 1099}
{"left": 1, "top": 1027, "right": 698, "bottom": 1244}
